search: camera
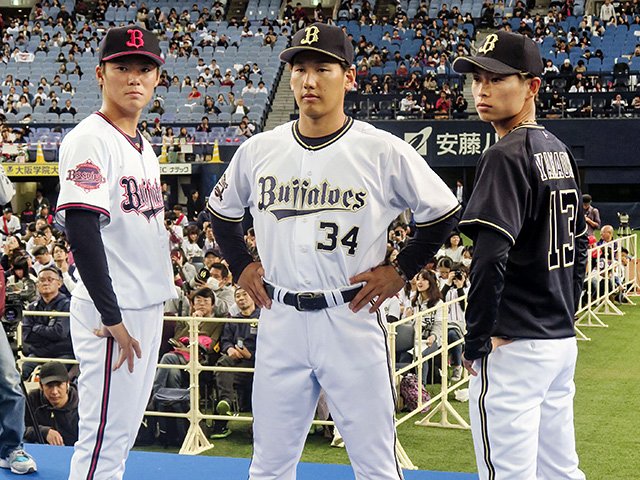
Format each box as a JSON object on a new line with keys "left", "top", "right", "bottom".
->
{"left": 197, "top": 267, "right": 210, "bottom": 282}
{"left": 453, "top": 270, "right": 464, "bottom": 281}
{"left": 2, "top": 291, "right": 24, "bottom": 352}
{"left": 617, "top": 212, "right": 629, "bottom": 226}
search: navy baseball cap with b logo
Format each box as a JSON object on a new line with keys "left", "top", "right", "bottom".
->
{"left": 99, "top": 25, "right": 164, "bottom": 66}
{"left": 279, "top": 23, "right": 354, "bottom": 65}
{"left": 452, "top": 31, "right": 543, "bottom": 76}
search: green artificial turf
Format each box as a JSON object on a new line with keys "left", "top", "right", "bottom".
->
{"left": 143, "top": 302, "right": 640, "bottom": 480}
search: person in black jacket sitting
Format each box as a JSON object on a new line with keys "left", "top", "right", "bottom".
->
{"left": 24, "top": 361, "right": 79, "bottom": 446}
{"left": 21, "top": 267, "right": 73, "bottom": 380}
{"left": 211, "top": 287, "right": 259, "bottom": 438}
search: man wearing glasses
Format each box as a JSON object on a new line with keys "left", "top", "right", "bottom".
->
{"left": 21, "top": 267, "right": 73, "bottom": 380}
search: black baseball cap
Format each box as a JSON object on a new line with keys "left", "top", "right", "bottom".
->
{"left": 279, "top": 23, "right": 354, "bottom": 65}
{"left": 39, "top": 361, "right": 68, "bottom": 385}
{"left": 452, "top": 31, "right": 543, "bottom": 77}
{"left": 99, "top": 25, "right": 164, "bottom": 66}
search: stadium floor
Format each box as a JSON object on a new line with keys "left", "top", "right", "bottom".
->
{"left": 0, "top": 444, "right": 478, "bottom": 479}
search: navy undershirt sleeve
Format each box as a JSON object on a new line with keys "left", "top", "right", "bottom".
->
{"left": 395, "top": 212, "right": 459, "bottom": 281}
{"left": 211, "top": 216, "right": 255, "bottom": 281}
{"left": 464, "top": 227, "right": 510, "bottom": 361}
{"left": 65, "top": 209, "right": 123, "bottom": 326}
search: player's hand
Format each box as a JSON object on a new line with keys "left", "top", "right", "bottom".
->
{"left": 462, "top": 355, "right": 477, "bottom": 376}
{"left": 94, "top": 323, "right": 142, "bottom": 373}
{"left": 46, "top": 428, "right": 64, "bottom": 446}
{"left": 349, "top": 265, "right": 405, "bottom": 314}
{"left": 228, "top": 347, "right": 243, "bottom": 359}
{"left": 237, "top": 261, "right": 271, "bottom": 309}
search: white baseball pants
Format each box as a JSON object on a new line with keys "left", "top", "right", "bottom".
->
{"left": 68, "top": 297, "right": 163, "bottom": 480}
{"left": 249, "top": 302, "right": 403, "bottom": 480}
{"left": 469, "top": 337, "right": 585, "bottom": 480}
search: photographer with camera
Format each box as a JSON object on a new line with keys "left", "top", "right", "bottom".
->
{"left": 0, "top": 165, "right": 38, "bottom": 474}
{"left": 441, "top": 266, "right": 469, "bottom": 382}
{"left": 582, "top": 194, "right": 601, "bottom": 237}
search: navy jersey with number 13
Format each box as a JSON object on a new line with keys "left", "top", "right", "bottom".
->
{"left": 460, "top": 124, "right": 587, "bottom": 340}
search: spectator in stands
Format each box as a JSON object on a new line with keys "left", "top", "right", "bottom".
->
{"left": 37, "top": 204, "right": 53, "bottom": 225}
{"left": 205, "top": 262, "right": 234, "bottom": 317}
{"left": 52, "top": 242, "right": 78, "bottom": 296}
{"left": 211, "top": 287, "right": 260, "bottom": 437}
{"left": 6, "top": 253, "right": 38, "bottom": 301}
{"left": 583, "top": 194, "right": 601, "bottom": 237}
{"left": 60, "top": 99, "right": 76, "bottom": 116}
{"left": 256, "top": 80, "right": 268, "bottom": 95}
{"left": 175, "top": 286, "right": 225, "bottom": 349}
{"left": 601, "top": 0, "right": 617, "bottom": 25}
{"left": 62, "top": 82, "right": 74, "bottom": 96}
{"left": 441, "top": 266, "right": 467, "bottom": 382}
{"left": 435, "top": 91, "right": 451, "bottom": 118}
{"left": 612, "top": 94, "right": 628, "bottom": 114}
{"left": 203, "top": 97, "right": 220, "bottom": 115}
{"left": 186, "top": 190, "right": 205, "bottom": 223}
{"left": 543, "top": 59, "right": 559, "bottom": 76}
{"left": 48, "top": 98, "right": 61, "bottom": 116}
{"left": 162, "top": 126, "right": 175, "bottom": 146}
{"left": 177, "top": 127, "right": 194, "bottom": 144}
{"left": 24, "top": 361, "right": 78, "bottom": 447}
{"left": 233, "top": 98, "right": 250, "bottom": 116}
{"left": 1, "top": 207, "right": 21, "bottom": 239}
{"left": 187, "top": 86, "right": 202, "bottom": 102}
{"left": 196, "top": 116, "right": 212, "bottom": 133}
{"left": 21, "top": 266, "right": 73, "bottom": 380}
{"left": 1, "top": 235, "right": 21, "bottom": 270}
{"left": 149, "top": 99, "right": 164, "bottom": 115}
{"left": 437, "top": 232, "right": 464, "bottom": 263}
{"left": 182, "top": 225, "right": 202, "bottom": 262}
{"left": 236, "top": 119, "right": 254, "bottom": 138}
{"left": 32, "top": 245, "right": 55, "bottom": 274}
{"left": 453, "top": 94, "right": 468, "bottom": 118}
{"left": 402, "top": 269, "right": 443, "bottom": 384}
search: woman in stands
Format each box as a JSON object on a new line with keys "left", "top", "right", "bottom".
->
{"left": 406, "top": 269, "right": 445, "bottom": 385}
{"left": 62, "top": 82, "right": 75, "bottom": 96}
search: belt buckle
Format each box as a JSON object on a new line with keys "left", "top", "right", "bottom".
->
{"left": 295, "top": 291, "right": 323, "bottom": 311}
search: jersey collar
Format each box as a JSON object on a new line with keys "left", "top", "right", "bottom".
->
{"left": 94, "top": 111, "right": 144, "bottom": 154}
{"left": 292, "top": 116, "right": 354, "bottom": 151}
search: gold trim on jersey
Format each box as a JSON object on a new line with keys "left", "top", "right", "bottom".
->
{"left": 510, "top": 124, "right": 545, "bottom": 133}
{"left": 458, "top": 218, "right": 516, "bottom": 245}
{"left": 479, "top": 355, "right": 496, "bottom": 480}
{"left": 292, "top": 116, "right": 354, "bottom": 151}
{"left": 207, "top": 205, "right": 244, "bottom": 223}
{"left": 416, "top": 204, "right": 462, "bottom": 228}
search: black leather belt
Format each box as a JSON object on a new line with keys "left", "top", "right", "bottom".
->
{"left": 264, "top": 283, "right": 362, "bottom": 312}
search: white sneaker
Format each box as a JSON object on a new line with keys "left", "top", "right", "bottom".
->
{"left": 451, "top": 366, "right": 463, "bottom": 382}
{"left": 0, "top": 449, "right": 37, "bottom": 475}
{"left": 330, "top": 427, "right": 345, "bottom": 448}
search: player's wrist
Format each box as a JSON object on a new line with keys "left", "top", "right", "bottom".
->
{"left": 390, "top": 259, "right": 409, "bottom": 284}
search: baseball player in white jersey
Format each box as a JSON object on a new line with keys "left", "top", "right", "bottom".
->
{"left": 208, "top": 23, "right": 460, "bottom": 479}
{"left": 55, "top": 26, "right": 175, "bottom": 480}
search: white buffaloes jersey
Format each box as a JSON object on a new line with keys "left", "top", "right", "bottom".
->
{"left": 56, "top": 112, "right": 176, "bottom": 309}
{"left": 208, "top": 119, "right": 459, "bottom": 291}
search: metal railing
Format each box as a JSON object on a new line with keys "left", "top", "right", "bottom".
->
{"left": 15, "top": 234, "right": 638, "bottom": 468}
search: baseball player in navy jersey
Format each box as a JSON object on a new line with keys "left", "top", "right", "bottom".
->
{"left": 208, "top": 23, "right": 460, "bottom": 479}
{"left": 452, "top": 31, "right": 588, "bottom": 479}
{"left": 56, "top": 26, "right": 175, "bottom": 480}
